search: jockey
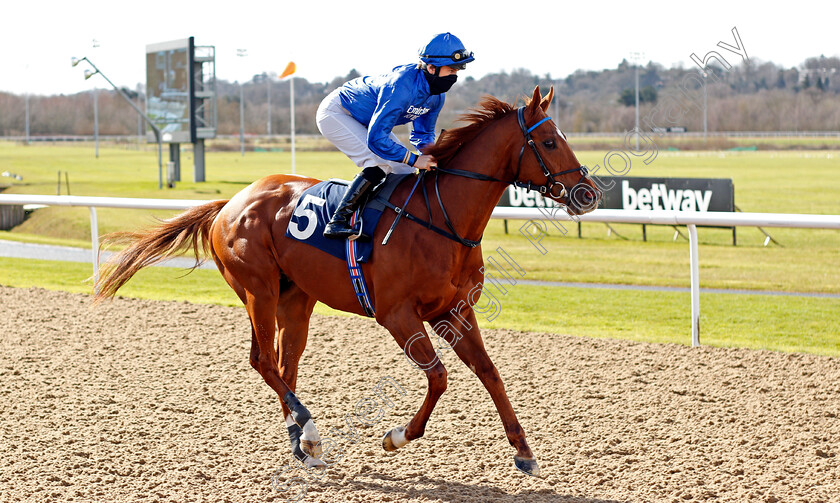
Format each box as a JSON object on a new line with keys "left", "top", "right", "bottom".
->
{"left": 317, "top": 32, "right": 474, "bottom": 239}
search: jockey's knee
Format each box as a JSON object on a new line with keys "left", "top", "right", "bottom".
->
{"left": 361, "top": 166, "right": 387, "bottom": 182}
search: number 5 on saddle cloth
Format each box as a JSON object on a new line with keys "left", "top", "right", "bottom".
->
{"left": 284, "top": 175, "right": 410, "bottom": 317}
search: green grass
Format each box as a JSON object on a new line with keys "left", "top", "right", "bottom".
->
{"left": 568, "top": 134, "right": 840, "bottom": 150}
{"left": 485, "top": 221, "right": 840, "bottom": 293}
{"left": 2, "top": 257, "right": 838, "bottom": 357}
{"left": 478, "top": 282, "right": 840, "bottom": 356}
{"left": 0, "top": 257, "right": 239, "bottom": 305}
{"left": 0, "top": 142, "right": 361, "bottom": 237}
{"left": 1, "top": 143, "right": 839, "bottom": 356}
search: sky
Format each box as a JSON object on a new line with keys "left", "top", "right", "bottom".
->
{"left": 1, "top": 0, "right": 837, "bottom": 96}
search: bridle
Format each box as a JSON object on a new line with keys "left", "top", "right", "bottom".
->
{"left": 434, "top": 106, "right": 594, "bottom": 209}
{"left": 513, "top": 107, "right": 592, "bottom": 205}
{"left": 379, "top": 106, "right": 599, "bottom": 248}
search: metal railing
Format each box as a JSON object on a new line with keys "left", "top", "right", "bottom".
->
{"left": 1, "top": 194, "right": 839, "bottom": 347}
{"left": 2, "top": 131, "right": 839, "bottom": 143}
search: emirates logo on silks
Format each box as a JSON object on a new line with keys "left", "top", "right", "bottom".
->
{"left": 405, "top": 105, "right": 431, "bottom": 120}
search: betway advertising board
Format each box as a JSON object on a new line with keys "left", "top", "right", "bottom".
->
{"left": 497, "top": 177, "right": 733, "bottom": 212}
{"left": 598, "top": 177, "right": 733, "bottom": 212}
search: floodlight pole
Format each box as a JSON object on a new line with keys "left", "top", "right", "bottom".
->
{"left": 266, "top": 73, "right": 272, "bottom": 136}
{"left": 24, "top": 93, "right": 30, "bottom": 145}
{"left": 72, "top": 56, "right": 164, "bottom": 189}
{"left": 24, "top": 65, "right": 30, "bottom": 145}
{"left": 136, "top": 84, "right": 143, "bottom": 147}
{"left": 634, "top": 65, "right": 639, "bottom": 151}
{"left": 94, "top": 88, "right": 99, "bottom": 158}
{"left": 630, "top": 52, "right": 644, "bottom": 151}
{"left": 703, "top": 71, "right": 708, "bottom": 142}
{"left": 237, "top": 49, "right": 247, "bottom": 157}
{"left": 239, "top": 82, "right": 245, "bottom": 156}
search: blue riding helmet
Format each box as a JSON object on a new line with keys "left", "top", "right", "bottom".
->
{"left": 418, "top": 32, "right": 475, "bottom": 69}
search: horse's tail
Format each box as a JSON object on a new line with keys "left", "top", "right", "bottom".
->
{"left": 94, "top": 199, "right": 228, "bottom": 302}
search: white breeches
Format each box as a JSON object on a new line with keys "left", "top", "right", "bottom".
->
{"left": 316, "top": 89, "right": 415, "bottom": 175}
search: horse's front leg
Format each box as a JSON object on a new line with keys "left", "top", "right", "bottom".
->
{"left": 379, "top": 309, "right": 448, "bottom": 452}
{"left": 431, "top": 307, "right": 540, "bottom": 476}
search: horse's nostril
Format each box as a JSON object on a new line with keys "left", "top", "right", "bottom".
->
{"left": 579, "top": 188, "right": 602, "bottom": 208}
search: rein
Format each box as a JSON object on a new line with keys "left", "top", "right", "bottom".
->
{"left": 377, "top": 175, "right": 482, "bottom": 248}
{"left": 379, "top": 106, "right": 590, "bottom": 248}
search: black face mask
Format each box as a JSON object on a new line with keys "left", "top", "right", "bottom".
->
{"left": 424, "top": 70, "right": 458, "bottom": 95}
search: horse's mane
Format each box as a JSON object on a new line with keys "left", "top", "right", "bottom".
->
{"left": 424, "top": 95, "right": 517, "bottom": 167}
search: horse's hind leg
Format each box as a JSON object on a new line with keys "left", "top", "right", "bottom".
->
{"left": 275, "top": 282, "right": 316, "bottom": 391}
{"left": 214, "top": 262, "right": 264, "bottom": 372}
{"left": 214, "top": 244, "right": 324, "bottom": 463}
{"left": 274, "top": 282, "right": 317, "bottom": 462}
{"left": 242, "top": 284, "right": 324, "bottom": 461}
{"left": 431, "top": 308, "right": 540, "bottom": 477}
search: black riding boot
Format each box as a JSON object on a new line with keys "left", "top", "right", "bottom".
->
{"left": 323, "top": 167, "right": 385, "bottom": 239}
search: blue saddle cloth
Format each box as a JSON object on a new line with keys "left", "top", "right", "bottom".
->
{"left": 284, "top": 175, "right": 409, "bottom": 262}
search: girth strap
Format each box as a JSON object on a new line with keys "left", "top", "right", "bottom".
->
{"left": 345, "top": 210, "right": 376, "bottom": 317}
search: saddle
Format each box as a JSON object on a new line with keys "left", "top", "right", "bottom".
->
{"left": 284, "top": 173, "right": 409, "bottom": 262}
{"left": 285, "top": 174, "right": 410, "bottom": 318}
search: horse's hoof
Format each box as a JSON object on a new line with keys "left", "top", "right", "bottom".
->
{"left": 382, "top": 426, "right": 409, "bottom": 452}
{"left": 514, "top": 456, "right": 541, "bottom": 477}
{"left": 300, "top": 439, "right": 322, "bottom": 459}
{"left": 303, "top": 455, "right": 327, "bottom": 469}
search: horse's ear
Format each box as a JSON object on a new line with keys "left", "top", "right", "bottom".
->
{"left": 528, "top": 86, "right": 543, "bottom": 113}
{"left": 540, "top": 86, "right": 554, "bottom": 112}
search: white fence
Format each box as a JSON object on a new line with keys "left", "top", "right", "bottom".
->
{"left": 2, "top": 194, "right": 839, "bottom": 347}
{"left": 3, "top": 132, "right": 839, "bottom": 142}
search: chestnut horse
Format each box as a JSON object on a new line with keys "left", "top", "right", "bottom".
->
{"left": 95, "top": 86, "right": 601, "bottom": 476}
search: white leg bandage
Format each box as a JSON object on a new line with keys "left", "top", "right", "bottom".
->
{"left": 390, "top": 426, "right": 409, "bottom": 449}
{"left": 300, "top": 419, "right": 322, "bottom": 458}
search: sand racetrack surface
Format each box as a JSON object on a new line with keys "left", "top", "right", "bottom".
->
{"left": 1, "top": 285, "right": 839, "bottom": 503}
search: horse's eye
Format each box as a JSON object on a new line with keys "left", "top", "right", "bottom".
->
{"left": 543, "top": 139, "right": 556, "bottom": 149}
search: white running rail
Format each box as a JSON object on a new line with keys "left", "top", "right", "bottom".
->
{"left": 2, "top": 194, "right": 839, "bottom": 347}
